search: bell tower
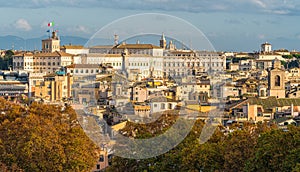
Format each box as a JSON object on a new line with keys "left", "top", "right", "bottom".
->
{"left": 42, "top": 31, "right": 60, "bottom": 53}
{"left": 261, "top": 42, "right": 272, "bottom": 53}
{"left": 160, "top": 33, "right": 167, "bottom": 49}
{"left": 268, "top": 58, "right": 285, "bottom": 98}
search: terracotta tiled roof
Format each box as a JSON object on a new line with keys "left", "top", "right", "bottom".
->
{"left": 148, "top": 97, "right": 177, "bottom": 102}
{"left": 259, "top": 52, "right": 282, "bottom": 55}
{"left": 66, "top": 64, "right": 99, "bottom": 68}
{"left": 168, "top": 50, "right": 195, "bottom": 55}
{"left": 56, "top": 51, "right": 73, "bottom": 56}
{"left": 87, "top": 53, "right": 121, "bottom": 57}
{"left": 33, "top": 52, "right": 59, "bottom": 57}
{"left": 13, "top": 52, "right": 34, "bottom": 56}
{"left": 114, "top": 43, "right": 161, "bottom": 49}
{"left": 90, "top": 45, "right": 114, "bottom": 49}
{"left": 86, "top": 53, "right": 151, "bottom": 57}
{"left": 34, "top": 51, "right": 73, "bottom": 57}
{"left": 235, "top": 52, "right": 250, "bottom": 56}
{"left": 274, "top": 49, "right": 289, "bottom": 52}
{"left": 43, "top": 73, "right": 57, "bottom": 77}
{"left": 61, "top": 45, "right": 84, "bottom": 49}
{"left": 290, "top": 52, "right": 300, "bottom": 55}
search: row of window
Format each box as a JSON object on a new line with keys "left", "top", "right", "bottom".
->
{"left": 180, "top": 85, "right": 209, "bottom": 88}
{"left": 70, "top": 69, "right": 99, "bottom": 74}
{"left": 32, "top": 67, "right": 56, "bottom": 70}
{"left": 128, "top": 62, "right": 150, "bottom": 67}
{"left": 291, "top": 70, "right": 299, "bottom": 73}
{"left": 165, "top": 56, "right": 220, "bottom": 60}
{"left": 44, "top": 44, "right": 59, "bottom": 49}
{"left": 14, "top": 62, "right": 60, "bottom": 66}
{"left": 163, "top": 62, "right": 224, "bottom": 67}
{"left": 14, "top": 57, "right": 62, "bottom": 60}
{"left": 153, "top": 103, "right": 173, "bottom": 110}
{"left": 109, "top": 50, "right": 152, "bottom": 55}
{"left": 105, "top": 62, "right": 224, "bottom": 68}
{"left": 170, "top": 54, "right": 195, "bottom": 57}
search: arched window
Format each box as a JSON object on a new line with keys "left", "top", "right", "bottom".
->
{"left": 260, "top": 90, "right": 265, "bottom": 97}
{"left": 275, "top": 75, "right": 281, "bottom": 86}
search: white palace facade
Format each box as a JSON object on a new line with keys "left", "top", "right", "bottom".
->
{"left": 82, "top": 34, "right": 226, "bottom": 78}
{"left": 13, "top": 32, "right": 226, "bottom": 78}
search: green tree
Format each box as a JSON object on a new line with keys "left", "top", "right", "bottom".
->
{"left": 107, "top": 118, "right": 283, "bottom": 172}
{"left": 293, "top": 54, "right": 300, "bottom": 59}
{"left": 0, "top": 50, "right": 14, "bottom": 70}
{"left": 282, "top": 55, "right": 293, "bottom": 59}
{"left": 246, "top": 125, "right": 300, "bottom": 172}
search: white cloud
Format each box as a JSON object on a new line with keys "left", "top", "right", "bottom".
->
{"left": 13, "top": 18, "right": 32, "bottom": 31}
{"left": 67, "top": 25, "right": 91, "bottom": 34}
{"left": 1, "top": 0, "right": 300, "bottom": 15}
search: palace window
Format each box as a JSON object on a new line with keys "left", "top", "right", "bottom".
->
{"left": 275, "top": 75, "right": 281, "bottom": 86}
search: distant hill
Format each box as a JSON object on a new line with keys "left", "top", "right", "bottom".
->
{"left": 0, "top": 35, "right": 89, "bottom": 50}
{"left": 0, "top": 34, "right": 195, "bottom": 51}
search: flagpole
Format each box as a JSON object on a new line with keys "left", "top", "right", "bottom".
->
{"left": 52, "top": 22, "right": 54, "bottom": 34}
{"left": 47, "top": 21, "right": 54, "bottom": 38}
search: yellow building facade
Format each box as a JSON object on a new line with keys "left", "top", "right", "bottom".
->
{"left": 35, "top": 73, "right": 73, "bottom": 102}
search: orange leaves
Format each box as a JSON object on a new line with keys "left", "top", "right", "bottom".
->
{"left": 0, "top": 99, "right": 98, "bottom": 171}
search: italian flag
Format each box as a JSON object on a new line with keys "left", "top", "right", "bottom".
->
{"left": 48, "top": 22, "right": 54, "bottom": 27}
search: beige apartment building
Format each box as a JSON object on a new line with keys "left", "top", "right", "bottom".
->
{"left": 34, "top": 73, "right": 73, "bottom": 102}
{"left": 13, "top": 31, "right": 73, "bottom": 73}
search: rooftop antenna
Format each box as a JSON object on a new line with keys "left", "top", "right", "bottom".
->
{"left": 114, "top": 34, "right": 119, "bottom": 46}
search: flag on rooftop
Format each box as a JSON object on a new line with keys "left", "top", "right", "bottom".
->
{"left": 48, "top": 22, "right": 54, "bottom": 27}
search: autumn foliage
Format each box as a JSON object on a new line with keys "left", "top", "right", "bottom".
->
{"left": 0, "top": 98, "right": 98, "bottom": 172}
{"left": 107, "top": 116, "right": 300, "bottom": 172}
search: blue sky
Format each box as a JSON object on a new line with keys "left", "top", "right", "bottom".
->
{"left": 0, "top": 0, "right": 300, "bottom": 51}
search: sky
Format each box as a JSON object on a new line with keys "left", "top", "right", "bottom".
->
{"left": 0, "top": 0, "right": 300, "bottom": 52}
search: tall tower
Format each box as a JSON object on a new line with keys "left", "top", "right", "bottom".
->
{"left": 168, "top": 40, "right": 176, "bottom": 50}
{"left": 261, "top": 42, "right": 272, "bottom": 53}
{"left": 268, "top": 58, "right": 285, "bottom": 98}
{"left": 160, "top": 33, "right": 167, "bottom": 49}
{"left": 42, "top": 31, "right": 60, "bottom": 53}
{"left": 121, "top": 48, "right": 129, "bottom": 77}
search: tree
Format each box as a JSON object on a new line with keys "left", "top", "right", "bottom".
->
{"left": 106, "top": 116, "right": 288, "bottom": 172}
{"left": 223, "top": 130, "right": 257, "bottom": 171}
{"left": 245, "top": 125, "right": 300, "bottom": 172}
{"left": 0, "top": 50, "right": 14, "bottom": 70}
{"left": 288, "top": 60, "right": 300, "bottom": 68}
{"left": 282, "top": 55, "right": 293, "bottom": 59}
{"left": 0, "top": 98, "right": 99, "bottom": 171}
{"left": 293, "top": 54, "right": 300, "bottom": 59}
